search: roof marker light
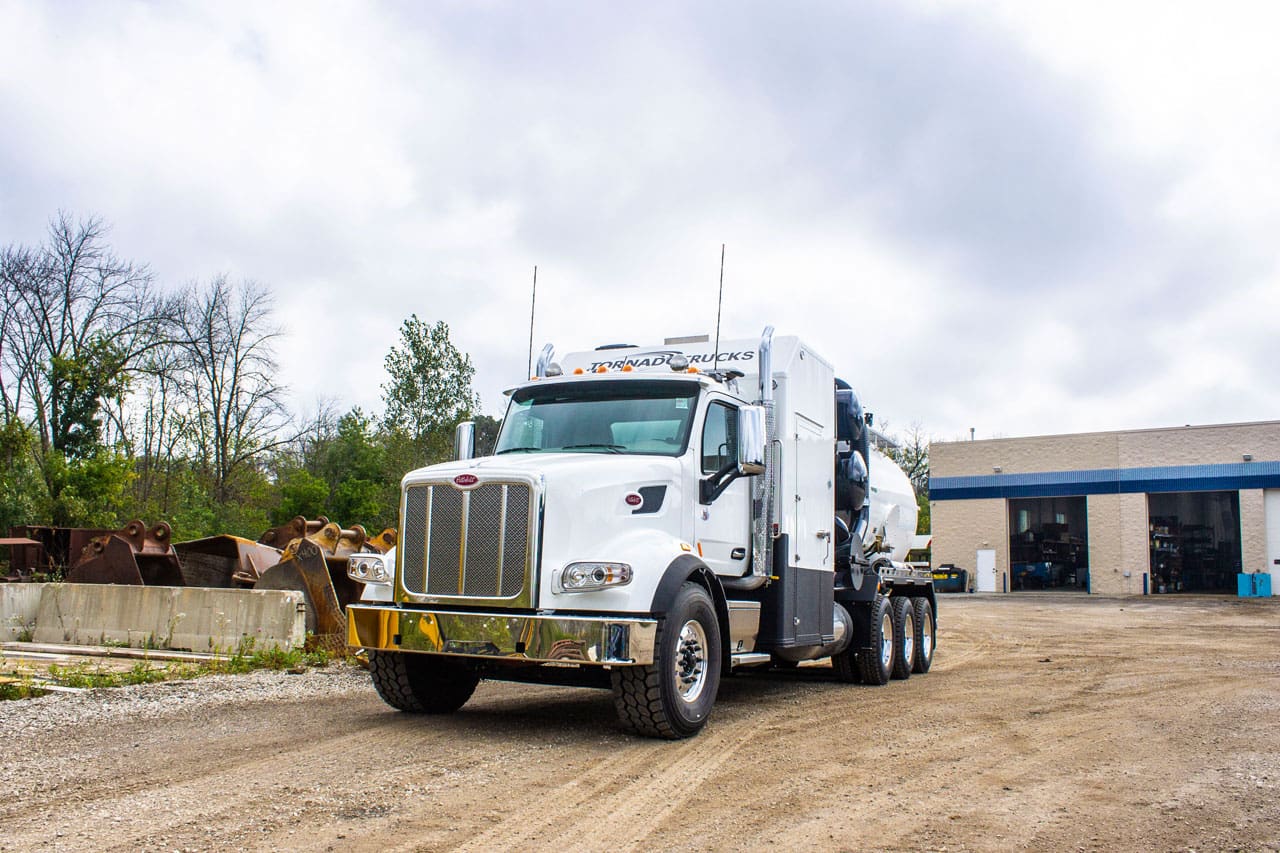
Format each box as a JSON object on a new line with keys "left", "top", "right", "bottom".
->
{"left": 573, "top": 367, "right": 585, "bottom": 375}
{"left": 621, "top": 364, "right": 634, "bottom": 372}
{"left": 596, "top": 365, "right": 608, "bottom": 373}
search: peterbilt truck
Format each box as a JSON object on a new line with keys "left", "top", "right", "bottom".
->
{"left": 346, "top": 327, "right": 935, "bottom": 739}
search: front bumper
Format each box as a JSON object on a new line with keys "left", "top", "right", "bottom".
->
{"left": 347, "top": 604, "right": 658, "bottom": 666}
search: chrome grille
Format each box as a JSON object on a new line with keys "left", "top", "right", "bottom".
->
{"left": 401, "top": 481, "right": 533, "bottom": 601}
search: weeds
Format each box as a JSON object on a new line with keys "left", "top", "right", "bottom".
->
{"left": 2, "top": 644, "right": 337, "bottom": 700}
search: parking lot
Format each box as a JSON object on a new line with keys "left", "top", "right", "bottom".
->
{"left": 1, "top": 593, "right": 1277, "bottom": 852}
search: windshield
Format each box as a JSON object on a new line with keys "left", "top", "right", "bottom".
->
{"left": 495, "top": 379, "right": 700, "bottom": 456}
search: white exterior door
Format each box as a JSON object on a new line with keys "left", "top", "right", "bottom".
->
{"left": 976, "top": 549, "right": 997, "bottom": 592}
{"left": 1266, "top": 490, "right": 1280, "bottom": 595}
{"left": 793, "top": 414, "right": 833, "bottom": 570}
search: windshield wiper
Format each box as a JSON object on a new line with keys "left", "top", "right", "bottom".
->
{"left": 560, "top": 443, "right": 625, "bottom": 454}
{"left": 495, "top": 446, "right": 541, "bottom": 454}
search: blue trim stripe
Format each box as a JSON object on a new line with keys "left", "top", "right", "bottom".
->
{"left": 931, "top": 461, "right": 1280, "bottom": 501}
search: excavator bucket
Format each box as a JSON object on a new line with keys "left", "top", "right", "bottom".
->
{"left": 255, "top": 537, "right": 347, "bottom": 651}
{"left": 66, "top": 521, "right": 185, "bottom": 586}
{"left": 249, "top": 519, "right": 399, "bottom": 652}
{"left": 366, "top": 528, "right": 398, "bottom": 554}
{"left": 173, "top": 536, "right": 283, "bottom": 588}
{"left": 257, "top": 516, "right": 330, "bottom": 550}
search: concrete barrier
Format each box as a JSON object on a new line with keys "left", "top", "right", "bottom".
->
{"left": 1, "top": 583, "right": 308, "bottom": 651}
{"left": 1, "top": 584, "right": 44, "bottom": 641}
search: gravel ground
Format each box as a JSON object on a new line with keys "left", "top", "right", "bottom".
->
{"left": 0, "top": 594, "right": 1277, "bottom": 852}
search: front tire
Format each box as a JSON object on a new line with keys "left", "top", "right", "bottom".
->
{"left": 612, "top": 582, "right": 722, "bottom": 739}
{"left": 368, "top": 650, "right": 479, "bottom": 714}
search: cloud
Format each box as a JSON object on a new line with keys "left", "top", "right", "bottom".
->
{"left": 1, "top": 0, "right": 1276, "bottom": 443}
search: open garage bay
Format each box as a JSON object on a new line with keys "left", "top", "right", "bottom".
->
{"left": 0, "top": 594, "right": 1277, "bottom": 852}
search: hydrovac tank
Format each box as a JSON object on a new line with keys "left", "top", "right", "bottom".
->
{"left": 835, "top": 381, "right": 919, "bottom": 564}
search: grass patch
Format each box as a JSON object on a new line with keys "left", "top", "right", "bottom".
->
{"left": 3, "top": 642, "right": 338, "bottom": 699}
{"left": 0, "top": 679, "right": 48, "bottom": 700}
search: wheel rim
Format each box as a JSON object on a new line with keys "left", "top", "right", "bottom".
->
{"left": 674, "top": 619, "right": 709, "bottom": 703}
{"left": 879, "top": 611, "right": 893, "bottom": 669}
{"left": 922, "top": 615, "right": 933, "bottom": 662}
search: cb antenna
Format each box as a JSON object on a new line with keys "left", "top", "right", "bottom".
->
{"left": 713, "top": 244, "right": 725, "bottom": 371}
{"left": 526, "top": 265, "right": 538, "bottom": 378}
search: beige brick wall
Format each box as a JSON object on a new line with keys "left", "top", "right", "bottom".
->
{"left": 1240, "top": 489, "right": 1267, "bottom": 573}
{"left": 1119, "top": 423, "right": 1280, "bottom": 467}
{"left": 930, "top": 421, "right": 1280, "bottom": 596}
{"left": 934, "top": 420, "right": 1280, "bottom": 476}
{"left": 932, "top": 432, "right": 1119, "bottom": 477}
{"left": 1085, "top": 493, "right": 1122, "bottom": 595}
{"left": 931, "top": 498, "right": 1008, "bottom": 590}
{"left": 1084, "top": 493, "right": 1152, "bottom": 595}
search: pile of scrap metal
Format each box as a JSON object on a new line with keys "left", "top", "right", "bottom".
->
{"left": 5, "top": 518, "right": 396, "bottom": 650}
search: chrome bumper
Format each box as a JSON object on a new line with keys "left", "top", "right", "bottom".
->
{"left": 347, "top": 604, "right": 658, "bottom": 666}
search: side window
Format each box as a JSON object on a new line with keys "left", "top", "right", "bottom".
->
{"left": 701, "top": 402, "right": 737, "bottom": 474}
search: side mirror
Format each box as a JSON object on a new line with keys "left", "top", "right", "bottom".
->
{"left": 737, "top": 406, "right": 767, "bottom": 475}
{"left": 454, "top": 421, "right": 476, "bottom": 461}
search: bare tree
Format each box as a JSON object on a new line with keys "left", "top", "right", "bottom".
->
{"left": 884, "top": 421, "right": 930, "bottom": 497}
{"left": 0, "top": 213, "right": 176, "bottom": 458}
{"left": 173, "top": 276, "right": 291, "bottom": 503}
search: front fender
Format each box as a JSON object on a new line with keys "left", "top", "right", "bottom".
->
{"left": 650, "top": 554, "right": 731, "bottom": 672}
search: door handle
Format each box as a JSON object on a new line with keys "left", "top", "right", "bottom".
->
{"left": 731, "top": 548, "right": 747, "bottom": 561}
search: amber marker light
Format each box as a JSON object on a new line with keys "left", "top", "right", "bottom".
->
{"left": 621, "top": 364, "right": 634, "bottom": 372}
{"left": 596, "top": 365, "right": 608, "bottom": 373}
{"left": 573, "top": 367, "right": 585, "bottom": 375}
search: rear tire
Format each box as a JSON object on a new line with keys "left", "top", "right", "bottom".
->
{"left": 857, "top": 594, "right": 893, "bottom": 686}
{"left": 912, "top": 597, "right": 935, "bottom": 674}
{"left": 612, "top": 582, "right": 722, "bottom": 739}
{"left": 368, "top": 650, "right": 479, "bottom": 714}
{"left": 890, "top": 597, "right": 914, "bottom": 680}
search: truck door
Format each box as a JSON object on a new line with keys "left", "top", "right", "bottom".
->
{"left": 793, "top": 414, "right": 833, "bottom": 569}
{"left": 694, "top": 401, "right": 752, "bottom": 577}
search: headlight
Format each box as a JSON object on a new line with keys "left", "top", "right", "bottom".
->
{"left": 555, "top": 561, "right": 633, "bottom": 593}
{"left": 347, "top": 554, "right": 390, "bottom": 584}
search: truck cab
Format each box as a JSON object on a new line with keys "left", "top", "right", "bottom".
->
{"left": 347, "top": 328, "right": 936, "bottom": 738}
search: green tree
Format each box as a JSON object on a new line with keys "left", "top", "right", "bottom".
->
{"left": 473, "top": 414, "right": 501, "bottom": 457}
{"left": 272, "top": 465, "right": 328, "bottom": 525}
{"left": 381, "top": 316, "right": 479, "bottom": 452}
{"left": 0, "top": 420, "right": 44, "bottom": 532}
{"left": 322, "top": 409, "right": 391, "bottom": 528}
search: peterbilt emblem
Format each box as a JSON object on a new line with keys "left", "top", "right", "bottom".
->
{"left": 625, "top": 493, "right": 643, "bottom": 507}
{"left": 453, "top": 474, "right": 479, "bottom": 488}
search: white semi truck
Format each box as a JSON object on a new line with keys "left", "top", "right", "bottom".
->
{"left": 346, "top": 328, "right": 935, "bottom": 738}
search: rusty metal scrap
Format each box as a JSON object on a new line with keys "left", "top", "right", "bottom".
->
{"left": 9, "top": 514, "right": 397, "bottom": 653}
{"left": 66, "top": 521, "right": 184, "bottom": 586}
{"left": 173, "top": 535, "right": 283, "bottom": 588}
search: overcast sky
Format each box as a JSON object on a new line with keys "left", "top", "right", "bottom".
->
{"left": 3, "top": 0, "right": 1278, "bottom": 443}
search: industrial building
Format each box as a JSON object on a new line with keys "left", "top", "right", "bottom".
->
{"left": 929, "top": 421, "right": 1280, "bottom": 595}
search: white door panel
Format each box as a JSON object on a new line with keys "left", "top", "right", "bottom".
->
{"left": 976, "top": 549, "right": 997, "bottom": 593}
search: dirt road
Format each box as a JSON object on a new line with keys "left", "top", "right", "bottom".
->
{"left": 1, "top": 594, "right": 1277, "bottom": 852}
